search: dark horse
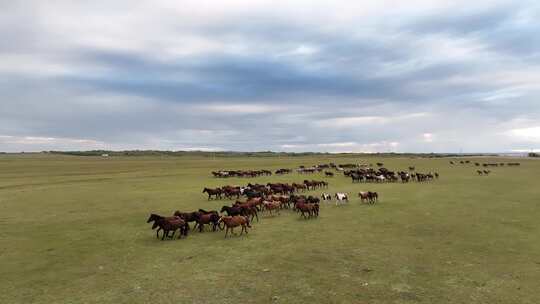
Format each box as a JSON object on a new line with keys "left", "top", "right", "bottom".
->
{"left": 202, "top": 187, "right": 222, "bottom": 200}
{"left": 220, "top": 205, "right": 242, "bottom": 216}
{"left": 194, "top": 210, "right": 221, "bottom": 232}
{"left": 147, "top": 214, "right": 189, "bottom": 240}
{"left": 173, "top": 211, "right": 200, "bottom": 229}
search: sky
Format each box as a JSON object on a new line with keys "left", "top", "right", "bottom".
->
{"left": 1, "top": 0, "right": 540, "bottom": 153}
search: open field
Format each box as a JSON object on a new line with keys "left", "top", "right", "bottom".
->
{"left": 1, "top": 154, "right": 539, "bottom": 304}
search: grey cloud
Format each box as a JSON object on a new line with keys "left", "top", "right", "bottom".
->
{"left": 1, "top": 1, "right": 539, "bottom": 153}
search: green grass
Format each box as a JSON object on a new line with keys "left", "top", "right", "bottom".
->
{"left": 1, "top": 154, "right": 539, "bottom": 303}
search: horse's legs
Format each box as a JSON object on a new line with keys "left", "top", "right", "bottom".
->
{"left": 161, "top": 229, "right": 166, "bottom": 240}
{"left": 225, "top": 227, "right": 229, "bottom": 238}
{"left": 178, "top": 227, "right": 183, "bottom": 238}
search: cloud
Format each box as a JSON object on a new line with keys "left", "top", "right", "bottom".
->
{"left": 195, "top": 103, "right": 284, "bottom": 114}
{"left": 505, "top": 126, "right": 540, "bottom": 142}
{"left": 0, "top": 135, "right": 106, "bottom": 151}
{"left": 422, "top": 133, "right": 434, "bottom": 142}
{"left": 280, "top": 141, "right": 400, "bottom": 153}
{"left": 1, "top": 1, "right": 539, "bottom": 153}
{"left": 316, "top": 112, "right": 430, "bottom": 129}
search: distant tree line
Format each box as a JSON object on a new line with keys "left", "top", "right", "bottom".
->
{"left": 529, "top": 152, "right": 539, "bottom": 157}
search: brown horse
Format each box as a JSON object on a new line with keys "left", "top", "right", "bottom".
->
{"left": 246, "top": 197, "right": 264, "bottom": 211}
{"left": 203, "top": 187, "right": 222, "bottom": 200}
{"left": 263, "top": 201, "right": 281, "bottom": 216}
{"left": 359, "top": 191, "right": 378, "bottom": 204}
{"left": 359, "top": 191, "right": 369, "bottom": 203}
{"left": 194, "top": 212, "right": 221, "bottom": 232}
{"left": 292, "top": 183, "right": 307, "bottom": 192}
{"left": 368, "top": 191, "right": 378, "bottom": 204}
{"left": 295, "top": 202, "right": 318, "bottom": 219}
{"left": 173, "top": 211, "right": 200, "bottom": 229}
{"left": 147, "top": 214, "right": 188, "bottom": 240}
{"left": 234, "top": 201, "right": 259, "bottom": 222}
{"left": 219, "top": 216, "right": 251, "bottom": 238}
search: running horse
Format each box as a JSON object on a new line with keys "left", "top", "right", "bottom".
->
{"left": 202, "top": 187, "right": 222, "bottom": 200}
{"left": 219, "top": 216, "right": 251, "bottom": 238}
{"left": 146, "top": 214, "right": 189, "bottom": 240}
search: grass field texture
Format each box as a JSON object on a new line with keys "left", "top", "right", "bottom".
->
{"left": 1, "top": 154, "right": 539, "bottom": 304}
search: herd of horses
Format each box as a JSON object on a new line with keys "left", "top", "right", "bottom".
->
{"left": 147, "top": 162, "right": 452, "bottom": 240}
{"left": 147, "top": 158, "right": 529, "bottom": 240}
{"left": 345, "top": 167, "right": 439, "bottom": 183}
{"left": 146, "top": 193, "right": 327, "bottom": 239}
{"left": 146, "top": 187, "right": 382, "bottom": 240}
{"left": 210, "top": 163, "right": 383, "bottom": 178}
{"left": 477, "top": 170, "right": 491, "bottom": 175}
{"left": 202, "top": 180, "right": 328, "bottom": 200}
{"left": 211, "top": 170, "right": 272, "bottom": 178}
{"left": 450, "top": 160, "right": 521, "bottom": 167}
{"left": 449, "top": 159, "right": 521, "bottom": 176}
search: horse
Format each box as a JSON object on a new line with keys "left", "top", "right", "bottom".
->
{"left": 325, "top": 171, "right": 334, "bottom": 177}
{"left": 269, "top": 195, "right": 290, "bottom": 209}
{"left": 223, "top": 187, "right": 241, "bottom": 199}
{"left": 295, "top": 202, "right": 318, "bottom": 219}
{"left": 351, "top": 173, "right": 362, "bottom": 183}
{"left": 234, "top": 201, "right": 259, "bottom": 222}
{"left": 358, "top": 191, "right": 370, "bottom": 203}
{"left": 203, "top": 187, "right": 222, "bottom": 200}
{"left": 292, "top": 183, "right": 307, "bottom": 192}
{"left": 220, "top": 216, "right": 251, "bottom": 238}
{"left": 367, "top": 191, "right": 378, "bottom": 204}
{"left": 335, "top": 193, "right": 348, "bottom": 205}
{"left": 147, "top": 214, "right": 188, "bottom": 240}
{"left": 321, "top": 193, "right": 332, "bottom": 201}
{"left": 263, "top": 201, "right": 281, "bottom": 216}
{"left": 194, "top": 211, "right": 220, "bottom": 232}
{"left": 246, "top": 197, "right": 264, "bottom": 211}
{"left": 220, "top": 205, "right": 242, "bottom": 216}
{"left": 173, "top": 211, "right": 200, "bottom": 229}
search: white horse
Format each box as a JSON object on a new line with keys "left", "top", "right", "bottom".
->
{"left": 334, "top": 192, "right": 348, "bottom": 205}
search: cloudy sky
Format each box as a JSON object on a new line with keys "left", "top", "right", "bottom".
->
{"left": 1, "top": 0, "right": 539, "bottom": 153}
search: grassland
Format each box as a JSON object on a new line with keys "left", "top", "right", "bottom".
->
{"left": 1, "top": 154, "right": 539, "bottom": 304}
